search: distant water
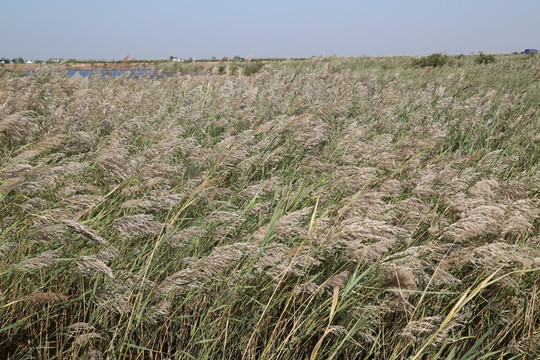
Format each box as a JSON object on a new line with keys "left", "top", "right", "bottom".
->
{"left": 65, "top": 69, "right": 154, "bottom": 78}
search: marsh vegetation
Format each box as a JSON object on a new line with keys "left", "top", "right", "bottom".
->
{"left": 0, "top": 54, "right": 539, "bottom": 359}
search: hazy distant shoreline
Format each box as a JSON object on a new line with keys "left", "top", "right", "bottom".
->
{"left": 0, "top": 62, "right": 156, "bottom": 72}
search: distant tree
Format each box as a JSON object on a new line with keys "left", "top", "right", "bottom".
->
{"left": 169, "top": 56, "right": 175, "bottom": 61}
{"left": 475, "top": 52, "right": 496, "bottom": 65}
{"left": 412, "top": 53, "right": 449, "bottom": 68}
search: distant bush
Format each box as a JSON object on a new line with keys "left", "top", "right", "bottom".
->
{"left": 243, "top": 61, "right": 264, "bottom": 75}
{"left": 217, "top": 63, "right": 238, "bottom": 75}
{"left": 412, "top": 53, "right": 449, "bottom": 68}
{"left": 475, "top": 52, "right": 496, "bottom": 65}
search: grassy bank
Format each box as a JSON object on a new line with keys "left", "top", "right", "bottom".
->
{"left": 0, "top": 55, "right": 539, "bottom": 359}
{"left": 154, "top": 59, "right": 265, "bottom": 75}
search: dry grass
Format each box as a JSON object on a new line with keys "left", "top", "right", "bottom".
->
{"left": 0, "top": 55, "right": 539, "bottom": 359}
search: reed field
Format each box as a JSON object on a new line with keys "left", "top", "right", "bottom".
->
{"left": 0, "top": 54, "right": 539, "bottom": 359}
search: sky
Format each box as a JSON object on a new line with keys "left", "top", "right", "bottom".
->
{"left": 1, "top": 0, "right": 539, "bottom": 60}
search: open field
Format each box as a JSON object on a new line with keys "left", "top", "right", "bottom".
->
{"left": 0, "top": 55, "right": 539, "bottom": 359}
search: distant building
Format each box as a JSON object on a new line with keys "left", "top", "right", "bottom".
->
{"left": 25, "top": 59, "right": 34, "bottom": 64}
{"left": 0, "top": 59, "right": 10, "bottom": 64}
{"left": 524, "top": 49, "right": 538, "bottom": 54}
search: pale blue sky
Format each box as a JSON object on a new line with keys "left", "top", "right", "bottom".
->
{"left": 1, "top": 0, "right": 539, "bottom": 60}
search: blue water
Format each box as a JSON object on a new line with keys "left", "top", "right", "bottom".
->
{"left": 65, "top": 69, "right": 154, "bottom": 78}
